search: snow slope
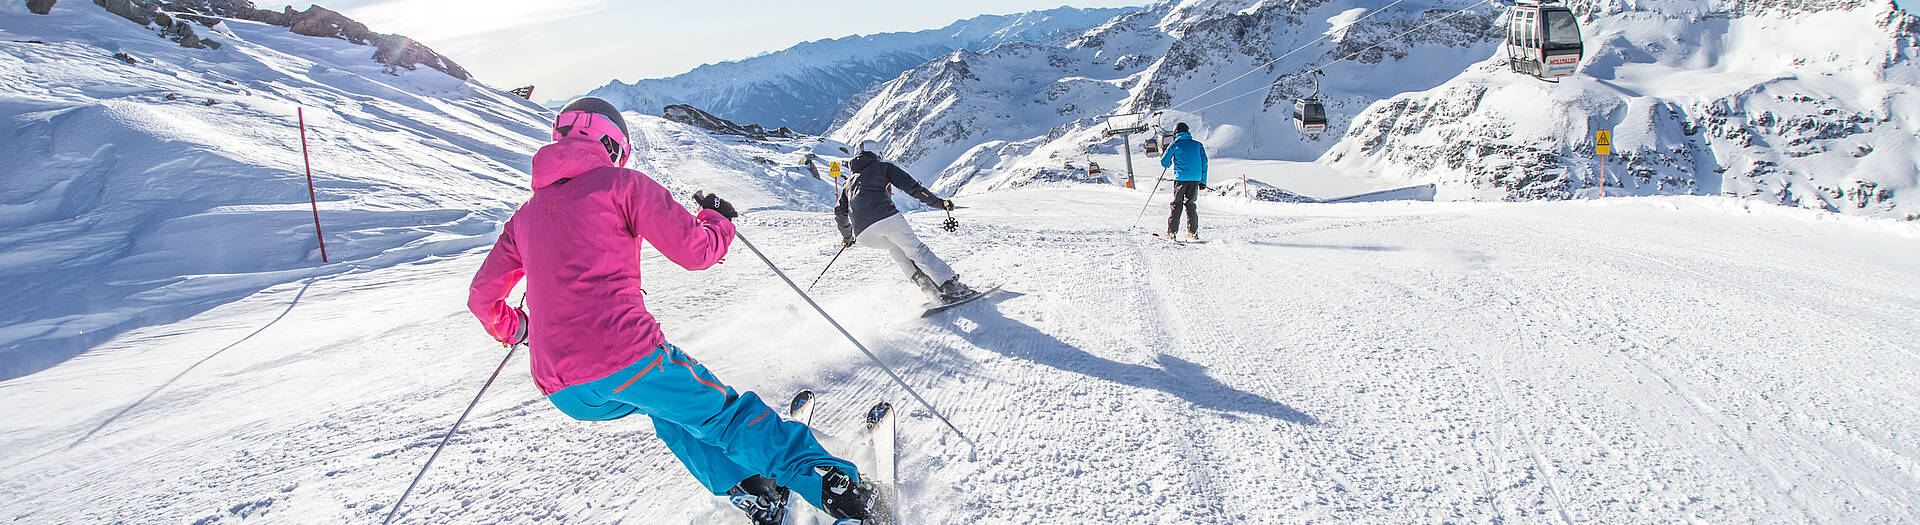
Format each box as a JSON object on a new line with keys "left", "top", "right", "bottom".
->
{"left": 0, "top": 3, "right": 550, "bottom": 380}
{"left": 3, "top": 132, "right": 1917, "bottom": 521}
{"left": 1324, "top": 0, "right": 1920, "bottom": 218}
{"left": 583, "top": 6, "right": 1136, "bottom": 134}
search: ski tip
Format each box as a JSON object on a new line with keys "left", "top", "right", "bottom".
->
{"left": 790, "top": 390, "right": 814, "bottom": 414}
{"left": 865, "top": 401, "right": 893, "bottom": 426}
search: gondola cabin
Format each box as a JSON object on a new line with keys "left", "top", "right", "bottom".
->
{"left": 1506, "top": 0, "right": 1583, "bottom": 80}
{"left": 1294, "top": 98, "right": 1327, "bottom": 135}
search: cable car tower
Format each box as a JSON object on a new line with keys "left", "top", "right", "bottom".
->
{"left": 1100, "top": 112, "right": 1152, "bottom": 188}
{"left": 1505, "top": 0, "right": 1584, "bottom": 81}
{"left": 1293, "top": 69, "right": 1328, "bottom": 135}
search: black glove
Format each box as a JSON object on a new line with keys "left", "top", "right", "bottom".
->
{"left": 842, "top": 237, "right": 856, "bottom": 248}
{"left": 693, "top": 191, "right": 739, "bottom": 219}
{"left": 502, "top": 308, "right": 529, "bottom": 345}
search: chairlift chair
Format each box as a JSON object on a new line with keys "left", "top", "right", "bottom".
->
{"left": 1506, "top": 0, "right": 1584, "bottom": 80}
{"left": 1143, "top": 136, "right": 1162, "bottom": 156}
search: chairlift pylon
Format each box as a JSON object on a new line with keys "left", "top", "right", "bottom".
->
{"left": 1293, "top": 70, "right": 1328, "bottom": 135}
{"left": 1505, "top": 0, "right": 1584, "bottom": 81}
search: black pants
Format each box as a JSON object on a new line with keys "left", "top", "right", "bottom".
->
{"left": 1167, "top": 181, "right": 1201, "bottom": 234}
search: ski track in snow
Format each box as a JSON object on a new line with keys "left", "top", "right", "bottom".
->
{"left": 5, "top": 185, "right": 1917, "bottom": 523}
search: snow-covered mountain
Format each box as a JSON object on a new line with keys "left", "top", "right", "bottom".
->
{"left": 582, "top": 6, "right": 1137, "bottom": 134}
{"left": 831, "top": 0, "right": 1920, "bottom": 220}
{"left": 0, "top": 1, "right": 547, "bottom": 380}
{"left": 828, "top": 0, "right": 1504, "bottom": 196}
{"left": 1325, "top": 0, "right": 1920, "bottom": 218}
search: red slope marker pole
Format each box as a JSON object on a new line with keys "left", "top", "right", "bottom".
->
{"left": 298, "top": 107, "right": 328, "bottom": 262}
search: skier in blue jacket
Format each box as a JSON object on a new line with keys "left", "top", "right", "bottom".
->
{"left": 1159, "top": 122, "right": 1209, "bottom": 240}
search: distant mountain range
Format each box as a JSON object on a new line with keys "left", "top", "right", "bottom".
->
{"left": 582, "top": 6, "right": 1137, "bottom": 134}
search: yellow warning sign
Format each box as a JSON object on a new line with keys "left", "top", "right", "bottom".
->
{"left": 830, "top": 161, "right": 842, "bottom": 178}
{"left": 1596, "top": 130, "right": 1612, "bottom": 156}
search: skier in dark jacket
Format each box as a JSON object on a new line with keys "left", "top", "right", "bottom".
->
{"left": 834, "top": 143, "right": 976, "bottom": 303}
{"left": 1159, "top": 122, "right": 1209, "bottom": 241}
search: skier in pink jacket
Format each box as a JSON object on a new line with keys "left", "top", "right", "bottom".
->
{"left": 467, "top": 98, "right": 874, "bottom": 524}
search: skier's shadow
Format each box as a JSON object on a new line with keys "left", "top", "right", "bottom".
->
{"left": 945, "top": 298, "right": 1317, "bottom": 426}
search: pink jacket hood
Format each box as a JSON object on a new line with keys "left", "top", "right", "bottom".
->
{"left": 468, "top": 140, "right": 736, "bottom": 395}
{"left": 529, "top": 138, "right": 615, "bottom": 189}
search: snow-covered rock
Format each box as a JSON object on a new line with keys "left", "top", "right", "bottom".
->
{"left": 57, "top": 0, "right": 472, "bottom": 79}
{"left": 661, "top": 104, "right": 797, "bottom": 140}
{"left": 584, "top": 6, "right": 1136, "bottom": 134}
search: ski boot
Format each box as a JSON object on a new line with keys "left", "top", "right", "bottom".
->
{"left": 818, "top": 466, "right": 876, "bottom": 522}
{"left": 909, "top": 270, "right": 942, "bottom": 301}
{"left": 936, "top": 277, "right": 977, "bottom": 303}
{"left": 726, "top": 475, "right": 789, "bottom": 525}
{"left": 1182, "top": 231, "right": 1200, "bottom": 242}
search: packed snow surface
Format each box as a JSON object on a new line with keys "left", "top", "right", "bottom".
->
{"left": 4, "top": 183, "right": 1917, "bottom": 522}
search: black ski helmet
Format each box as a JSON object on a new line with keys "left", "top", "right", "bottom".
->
{"left": 554, "top": 97, "right": 631, "bottom": 165}
{"left": 1175, "top": 122, "right": 1190, "bottom": 133}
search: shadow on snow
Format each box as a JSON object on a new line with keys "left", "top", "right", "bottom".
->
{"left": 944, "top": 296, "right": 1317, "bottom": 426}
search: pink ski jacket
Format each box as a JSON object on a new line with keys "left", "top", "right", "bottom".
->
{"left": 468, "top": 137, "right": 735, "bottom": 395}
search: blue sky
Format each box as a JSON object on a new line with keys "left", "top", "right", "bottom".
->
{"left": 263, "top": 0, "right": 1150, "bottom": 100}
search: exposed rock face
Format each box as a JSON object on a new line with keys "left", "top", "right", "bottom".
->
{"left": 371, "top": 35, "right": 470, "bottom": 79}
{"left": 286, "top": 5, "right": 371, "bottom": 43}
{"left": 27, "top": 0, "right": 56, "bottom": 15}
{"left": 93, "top": 0, "right": 152, "bottom": 24}
{"left": 80, "top": 0, "right": 470, "bottom": 80}
{"left": 663, "top": 105, "right": 798, "bottom": 140}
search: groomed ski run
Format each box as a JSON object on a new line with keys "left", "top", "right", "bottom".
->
{"left": 4, "top": 187, "right": 1916, "bottom": 523}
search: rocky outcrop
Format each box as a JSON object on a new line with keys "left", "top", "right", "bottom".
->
{"left": 663, "top": 105, "right": 798, "bottom": 140}
{"left": 27, "top": 0, "right": 56, "bottom": 14}
{"left": 92, "top": 0, "right": 221, "bottom": 49}
{"left": 81, "top": 0, "right": 469, "bottom": 80}
{"left": 371, "top": 35, "right": 469, "bottom": 79}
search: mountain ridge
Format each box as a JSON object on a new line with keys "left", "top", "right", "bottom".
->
{"left": 584, "top": 6, "right": 1138, "bottom": 134}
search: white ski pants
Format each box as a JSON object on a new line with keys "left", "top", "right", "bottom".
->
{"left": 855, "top": 214, "right": 957, "bottom": 285}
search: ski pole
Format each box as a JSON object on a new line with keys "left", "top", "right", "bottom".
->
{"left": 805, "top": 244, "right": 849, "bottom": 293}
{"left": 1130, "top": 165, "right": 1173, "bottom": 229}
{"left": 732, "top": 230, "right": 979, "bottom": 451}
{"left": 383, "top": 342, "right": 520, "bottom": 524}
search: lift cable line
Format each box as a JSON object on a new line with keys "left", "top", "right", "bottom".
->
{"left": 1177, "top": 0, "right": 1498, "bottom": 117}
{"left": 1166, "top": 0, "right": 1410, "bottom": 114}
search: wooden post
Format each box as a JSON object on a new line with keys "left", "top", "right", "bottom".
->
{"left": 299, "top": 107, "right": 328, "bottom": 262}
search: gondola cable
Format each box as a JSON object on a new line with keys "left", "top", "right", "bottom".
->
{"left": 1175, "top": 0, "right": 1499, "bottom": 117}
{"left": 1166, "top": 0, "right": 1413, "bottom": 114}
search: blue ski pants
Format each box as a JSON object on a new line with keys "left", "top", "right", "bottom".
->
{"left": 545, "top": 342, "right": 857, "bottom": 508}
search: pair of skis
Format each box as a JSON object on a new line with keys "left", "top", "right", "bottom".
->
{"left": 785, "top": 390, "right": 897, "bottom": 525}
{"left": 920, "top": 280, "right": 1006, "bottom": 318}
{"left": 1151, "top": 233, "right": 1209, "bottom": 246}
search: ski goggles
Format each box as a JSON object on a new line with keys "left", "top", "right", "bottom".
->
{"left": 553, "top": 110, "right": 631, "bottom": 165}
